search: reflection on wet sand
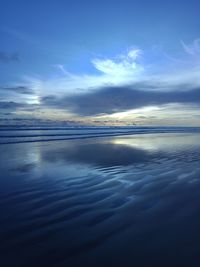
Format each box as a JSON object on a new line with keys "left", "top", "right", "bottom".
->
{"left": 0, "top": 133, "right": 200, "bottom": 267}
{"left": 40, "top": 133, "right": 200, "bottom": 166}
{"left": 42, "top": 143, "right": 160, "bottom": 167}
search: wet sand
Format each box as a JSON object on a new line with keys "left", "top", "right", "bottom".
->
{"left": 0, "top": 133, "right": 200, "bottom": 266}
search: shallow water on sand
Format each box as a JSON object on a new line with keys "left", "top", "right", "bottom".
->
{"left": 0, "top": 133, "right": 200, "bottom": 267}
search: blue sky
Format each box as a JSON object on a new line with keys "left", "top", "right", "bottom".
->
{"left": 1, "top": 0, "right": 200, "bottom": 125}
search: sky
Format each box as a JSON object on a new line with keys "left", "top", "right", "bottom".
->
{"left": 0, "top": 0, "right": 200, "bottom": 126}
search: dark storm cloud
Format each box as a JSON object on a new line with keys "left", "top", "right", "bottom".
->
{"left": 41, "top": 85, "right": 200, "bottom": 116}
{"left": 2, "top": 86, "right": 34, "bottom": 95}
{"left": 0, "top": 52, "right": 20, "bottom": 63}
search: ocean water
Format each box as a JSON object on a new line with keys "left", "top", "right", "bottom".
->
{"left": 0, "top": 127, "right": 200, "bottom": 266}
{"left": 0, "top": 125, "right": 199, "bottom": 144}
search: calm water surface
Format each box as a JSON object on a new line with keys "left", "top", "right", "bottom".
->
{"left": 0, "top": 133, "right": 200, "bottom": 266}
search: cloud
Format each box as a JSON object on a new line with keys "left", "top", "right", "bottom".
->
{"left": 181, "top": 39, "right": 200, "bottom": 56}
{"left": 92, "top": 48, "right": 143, "bottom": 77}
{"left": 41, "top": 85, "right": 200, "bottom": 116}
{"left": 0, "top": 100, "right": 38, "bottom": 113}
{"left": 2, "top": 43, "right": 200, "bottom": 126}
{"left": 52, "top": 64, "right": 72, "bottom": 76}
{"left": 0, "top": 52, "right": 20, "bottom": 63}
{"left": 0, "top": 101, "right": 25, "bottom": 110}
{"left": 25, "top": 43, "right": 200, "bottom": 105}
{"left": 1, "top": 86, "right": 34, "bottom": 95}
{"left": 25, "top": 48, "right": 145, "bottom": 98}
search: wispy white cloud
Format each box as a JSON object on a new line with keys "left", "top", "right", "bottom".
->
{"left": 24, "top": 48, "right": 145, "bottom": 98}
{"left": 52, "top": 64, "right": 72, "bottom": 76}
{"left": 92, "top": 48, "right": 143, "bottom": 77}
{"left": 181, "top": 39, "right": 200, "bottom": 56}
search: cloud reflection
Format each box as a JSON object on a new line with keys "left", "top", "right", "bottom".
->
{"left": 42, "top": 142, "right": 160, "bottom": 167}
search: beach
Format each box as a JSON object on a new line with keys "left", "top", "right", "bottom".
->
{"left": 0, "top": 130, "right": 200, "bottom": 266}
